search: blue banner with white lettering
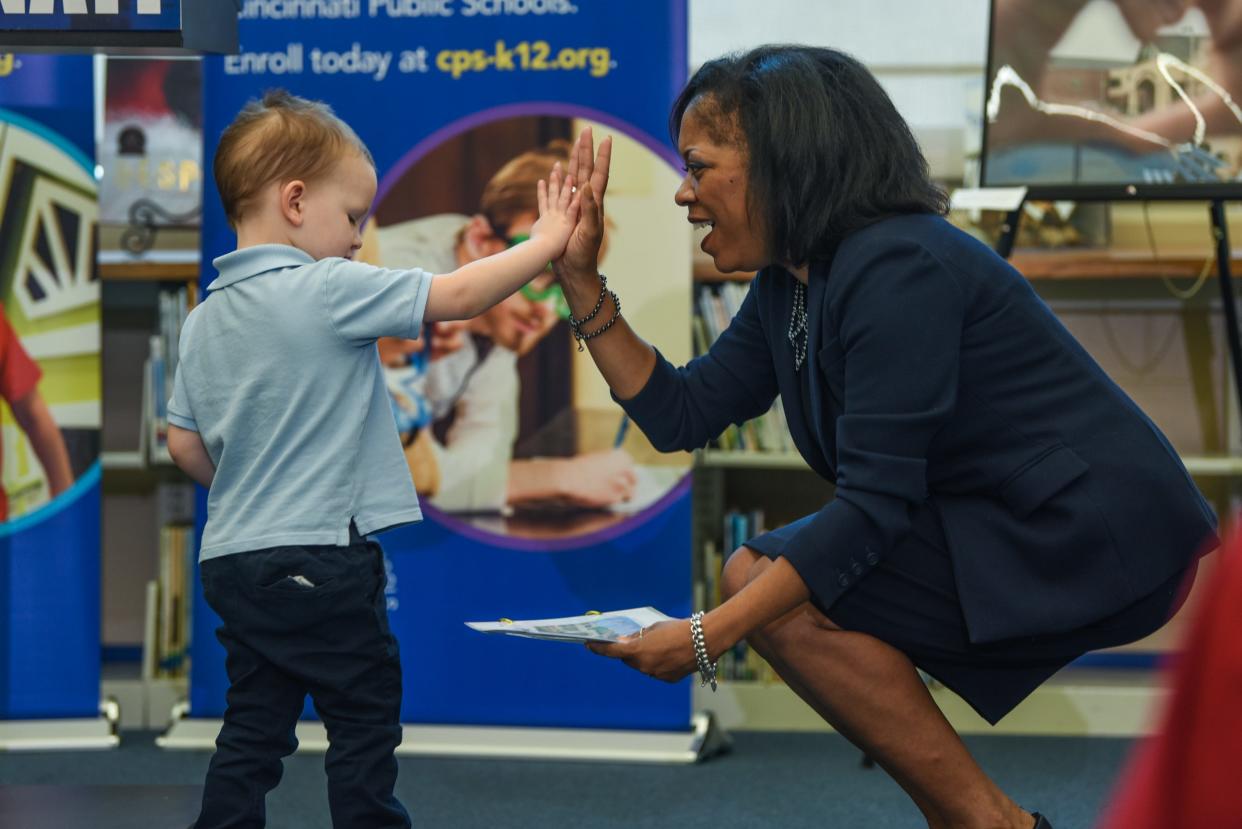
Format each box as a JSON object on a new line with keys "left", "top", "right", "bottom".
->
{"left": 0, "top": 53, "right": 102, "bottom": 719}
{"left": 192, "top": 1, "right": 693, "bottom": 731}
{"left": 0, "top": 1, "right": 181, "bottom": 31}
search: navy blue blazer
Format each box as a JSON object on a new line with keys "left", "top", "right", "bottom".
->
{"left": 619, "top": 214, "right": 1217, "bottom": 644}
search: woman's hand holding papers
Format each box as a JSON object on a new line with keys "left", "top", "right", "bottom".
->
{"left": 586, "top": 556, "right": 814, "bottom": 687}
{"left": 587, "top": 619, "right": 697, "bottom": 683}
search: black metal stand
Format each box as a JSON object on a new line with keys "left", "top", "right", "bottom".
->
{"left": 1209, "top": 199, "right": 1242, "bottom": 426}
{"left": 994, "top": 206, "right": 1024, "bottom": 260}
{"left": 120, "top": 198, "right": 202, "bottom": 255}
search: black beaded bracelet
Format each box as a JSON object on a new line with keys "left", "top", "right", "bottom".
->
{"left": 567, "top": 273, "right": 608, "bottom": 329}
{"left": 571, "top": 290, "right": 621, "bottom": 351}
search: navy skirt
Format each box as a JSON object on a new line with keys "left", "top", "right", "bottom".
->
{"left": 746, "top": 501, "right": 1191, "bottom": 725}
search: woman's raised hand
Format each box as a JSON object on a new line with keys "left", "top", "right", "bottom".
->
{"left": 555, "top": 126, "right": 612, "bottom": 283}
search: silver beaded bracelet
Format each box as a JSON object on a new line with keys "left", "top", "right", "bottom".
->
{"left": 690, "top": 611, "right": 717, "bottom": 692}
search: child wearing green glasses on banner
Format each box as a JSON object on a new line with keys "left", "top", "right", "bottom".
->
{"left": 509, "top": 234, "right": 573, "bottom": 320}
{"left": 364, "top": 139, "right": 637, "bottom": 514}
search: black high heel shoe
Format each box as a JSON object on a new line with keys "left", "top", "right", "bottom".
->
{"left": 1031, "top": 813, "right": 1053, "bottom": 829}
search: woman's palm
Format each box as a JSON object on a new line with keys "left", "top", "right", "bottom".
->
{"left": 558, "top": 128, "right": 612, "bottom": 276}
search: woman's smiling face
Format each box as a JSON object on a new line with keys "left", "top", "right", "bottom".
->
{"left": 675, "top": 96, "right": 770, "bottom": 274}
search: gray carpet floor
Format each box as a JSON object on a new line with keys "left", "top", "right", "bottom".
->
{"left": 0, "top": 730, "right": 1134, "bottom": 828}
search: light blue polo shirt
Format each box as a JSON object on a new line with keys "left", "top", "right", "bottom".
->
{"left": 167, "top": 244, "right": 433, "bottom": 561}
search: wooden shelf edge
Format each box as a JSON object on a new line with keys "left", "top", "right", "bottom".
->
{"left": 693, "top": 249, "right": 1242, "bottom": 282}
{"left": 698, "top": 449, "right": 1242, "bottom": 476}
{"left": 100, "top": 450, "right": 145, "bottom": 470}
{"left": 1009, "top": 248, "right": 1242, "bottom": 280}
{"left": 1181, "top": 455, "right": 1242, "bottom": 476}
{"left": 100, "top": 262, "right": 200, "bottom": 280}
{"left": 696, "top": 450, "right": 808, "bottom": 470}
{"left": 699, "top": 671, "right": 1164, "bottom": 736}
{"left": 693, "top": 261, "right": 755, "bottom": 282}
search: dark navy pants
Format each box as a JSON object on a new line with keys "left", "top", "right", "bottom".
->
{"left": 193, "top": 527, "right": 410, "bottom": 829}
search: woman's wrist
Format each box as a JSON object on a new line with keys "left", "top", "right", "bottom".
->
{"left": 558, "top": 270, "right": 605, "bottom": 318}
{"left": 556, "top": 265, "right": 600, "bottom": 290}
{"left": 701, "top": 605, "right": 744, "bottom": 663}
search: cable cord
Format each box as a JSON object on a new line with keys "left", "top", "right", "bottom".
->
{"left": 1142, "top": 200, "right": 1213, "bottom": 301}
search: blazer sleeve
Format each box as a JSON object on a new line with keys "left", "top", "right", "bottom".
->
{"left": 615, "top": 279, "right": 778, "bottom": 452}
{"left": 782, "top": 239, "right": 965, "bottom": 610}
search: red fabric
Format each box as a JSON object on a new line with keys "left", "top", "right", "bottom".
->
{"left": 105, "top": 60, "right": 172, "bottom": 117}
{"left": 1098, "top": 533, "right": 1242, "bottom": 829}
{"left": 0, "top": 304, "right": 42, "bottom": 522}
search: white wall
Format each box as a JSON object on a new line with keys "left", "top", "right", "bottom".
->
{"left": 688, "top": 0, "right": 992, "bottom": 179}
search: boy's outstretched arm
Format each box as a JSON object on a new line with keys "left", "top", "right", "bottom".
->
{"left": 168, "top": 424, "right": 216, "bottom": 488}
{"left": 424, "top": 164, "right": 579, "bottom": 322}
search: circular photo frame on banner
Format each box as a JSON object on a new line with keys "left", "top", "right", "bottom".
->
{"left": 0, "top": 110, "right": 100, "bottom": 525}
{"left": 363, "top": 108, "right": 693, "bottom": 545}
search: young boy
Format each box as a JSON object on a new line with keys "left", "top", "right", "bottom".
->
{"left": 165, "top": 90, "right": 579, "bottom": 829}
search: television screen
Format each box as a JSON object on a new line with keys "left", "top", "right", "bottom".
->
{"left": 981, "top": 0, "right": 1242, "bottom": 198}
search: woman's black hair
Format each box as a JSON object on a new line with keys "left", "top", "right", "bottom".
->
{"left": 670, "top": 45, "right": 948, "bottom": 267}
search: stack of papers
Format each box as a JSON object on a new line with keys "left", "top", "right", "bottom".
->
{"left": 466, "top": 607, "right": 674, "bottom": 644}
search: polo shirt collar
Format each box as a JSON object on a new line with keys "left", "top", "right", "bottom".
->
{"left": 208, "top": 244, "right": 315, "bottom": 290}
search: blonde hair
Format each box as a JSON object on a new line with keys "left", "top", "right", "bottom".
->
{"left": 213, "top": 89, "right": 374, "bottom": 228}
{"left": 479, "top": 139, "right": 572, "bottom": 236}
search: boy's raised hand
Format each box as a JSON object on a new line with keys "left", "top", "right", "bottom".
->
{"left": 529, "top": 162, "right": 580, "bottom": 259}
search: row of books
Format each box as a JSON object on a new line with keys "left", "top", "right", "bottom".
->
{"left": 146, "top": 286, "right": 190, "bottom": 456}
{"left": 702, "top": 509, "right": 783, "bottom": 682}
{"left": 693, "top": 283, "right": 795, "bottom": 453}
{"left": 723, "top": 507, "right": 766, "bottom": 555}
{"left": 144, "top": 523, "right": 195, "bottom": 679}
{"left": 700, "top": 508, "right": 769, "bottom": 606}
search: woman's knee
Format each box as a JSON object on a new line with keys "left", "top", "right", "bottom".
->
{"left": 720, "top": 546, "right": 764, "bottom": 601}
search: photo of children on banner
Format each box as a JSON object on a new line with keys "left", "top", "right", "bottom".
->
{"left": 361, "top": 123, "right": 681, "bottom": 531}
{"left": 0, "top": 302, "right": 75, "bottom": 521}
{"left": 0, "top": 107, "right": 96, "bottom": 522}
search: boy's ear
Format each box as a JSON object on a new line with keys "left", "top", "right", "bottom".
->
{"left": 459, "top": 214, "right": 506, "bottom": 263}
{"left": 280, "top": 180, "right": 307, "bottom": 226}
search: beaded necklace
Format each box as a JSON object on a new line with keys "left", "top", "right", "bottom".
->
{"left": 788, "top": 280, "right": 809, "bottom": 371}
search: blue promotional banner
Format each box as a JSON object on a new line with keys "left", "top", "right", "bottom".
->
{"left": 0, "top": 1, "right": 182, "bottom": 32}
{"left": 0, "top": 53, "right": 102, "bottom": 718}
{"left": 192, "top": 1, "right": 693, "bottom": 731}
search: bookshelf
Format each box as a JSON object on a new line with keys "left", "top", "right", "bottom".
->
{"left": 101, "top": 260, "right": 196, "bottom": 469}
{"left": 100, "top": 257, "right": 199, "bottom": 727}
